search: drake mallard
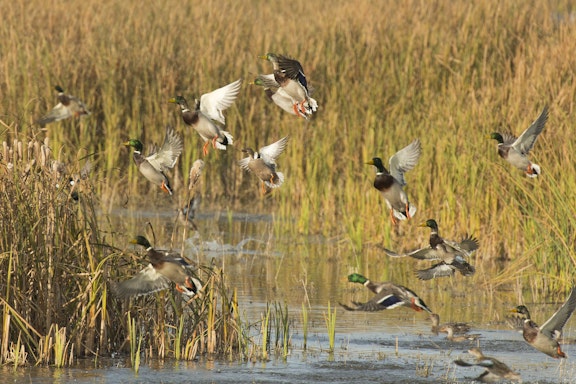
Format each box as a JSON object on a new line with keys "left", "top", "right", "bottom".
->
{"left": 489, "top": 105, "right": 548, "bottom": 177}
{"left": 251, "top": 74, "right": 313, "bottom": 119}
{"left": 124, "top": 126, "right": 183, "bottom": 195}
{"left": 430, "top": 313, "right": 471, "bottom": 335}
{"left": 366, "top": 139, "right": 422, "bottom": 225}
{"left": 37, "top": 85, "right": 91, "bottom": 127}
{"left": 259, "top": 53, "right": 318, "bottom": 116}
{"left": 506, "top": 304, "right": 530, "bottom": 331}
{"left": 510, "top": 288, "right": 576, "bottom": 358}
{"left": 169, "top": 79, "right": 241, "bottom": 156}
{"left": 239, "top": 136, "right": 289, "bottom": 193}
{"left": 382, "top": 219, "right": 478, "bottom": 280}
{"left": 454, "top": 347, "right": 521, "bottom": 383}
{"left": 111, "top": 236, "right": 202, "bottom": 299}
{"left": 340, "top": 273, "right": 432, "bottom": 313}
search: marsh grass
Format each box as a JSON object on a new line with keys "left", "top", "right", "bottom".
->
{"left": 1, "top": 0, "right": 576, "bottom": 370}
{"left": 1, "top": 0, "right": 573, "bottom": 294}
{"left": 323, "top": 302, "right": 337, "bottom": 353}
{"left": 0, "top": 139, "right": 255, "bottom": 365}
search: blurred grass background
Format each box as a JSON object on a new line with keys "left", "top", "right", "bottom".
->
{"left": 1, "top": 0, "right": 575, "bottom": 294}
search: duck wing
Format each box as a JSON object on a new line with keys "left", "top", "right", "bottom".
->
{"left": 146, "top": 127, "right": 183, "bottom": 172}
{"left": 259, "top": 136, "right": 289, "bottom": 165}
{"left": 540, "top": 287, "right": 576, "bottom": 339}
{"left": 199, "top": 79, "right": 242, "bottom": 124}
{"left": 388, "top": 138, "right": 422, "bottom": 186}
{"left": 511, "top": 106, "right": 548, "bottom": 154}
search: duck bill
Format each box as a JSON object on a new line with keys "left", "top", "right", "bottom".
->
{"left": 365, "top": 160, "right": 375, "bottom": 165}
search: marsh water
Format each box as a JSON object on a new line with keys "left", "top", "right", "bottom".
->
{"left": 3, "top": 208, "right": 576, "bottom": 383}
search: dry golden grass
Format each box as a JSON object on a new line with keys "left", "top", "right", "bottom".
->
{"left": 1, "top": 0, "right": 576, "bottom": 364}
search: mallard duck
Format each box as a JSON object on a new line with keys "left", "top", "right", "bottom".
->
{"left": 169, "top": 79, "right": 241, "bottom": 156}
{"left": 510, "top": 288, "right": 576, "bottom": 358}
{"left": 37, "top": 85, "right": 91, "bottom": 127}
{"left": 489, "top": 105, "right": 548, "bottom": 177}
{"left": 506, "top": 304, "right": 530, "bottom": 331}
{"left": 340, "top": 273, "right": 432, "bottom": 313}
{"left": 111, "top": 236, "right": 202, "bottom": 299}
{"left": 454, "top": 347, "right": 521, "bottom": 383}
{"left": 239, "top": 136, "right": 289, "bottom": 193}
{"left": 366, "top": 139, "right": 422, "bottom": 225}
{"left": 259, "top": 53, "right": 318, "bottom": 116}
{"left": 251, "top": 74, "right": 313, "bottom": 119}
{"left": 124, "top": 126, "right": 183, "bottom": 195}
{"left": 441, "top": 325, "right": 481, "bottom": 342}
{"left": 430, "top": 313, "right": 471, "bottom": 335}
{"left": 382, "top": 219, "right": 478, "bottom": 280}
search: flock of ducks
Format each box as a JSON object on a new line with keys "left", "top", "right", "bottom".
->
{"left": 37, "top": 52, "right": 573, "bottom": 382}
{"left": 35, "top": 52, "right": 317, "bottom": 303}
{"left": 332, "top": 101, "right": 574, "bottom": 380}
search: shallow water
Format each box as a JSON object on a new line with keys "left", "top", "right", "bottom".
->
{"left": 8, "top": 208, "right": 576, "bottom": 383}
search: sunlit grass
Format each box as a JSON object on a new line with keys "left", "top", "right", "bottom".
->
{"left": 1, "top": 0, "right": 576, "bottom": 369}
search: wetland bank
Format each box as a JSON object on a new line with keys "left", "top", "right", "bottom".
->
{"left": 1, "top": 0, "right": 576, "bottom": 382}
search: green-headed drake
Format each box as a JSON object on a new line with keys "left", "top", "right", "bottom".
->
{"left": 454, "top": 347, "right": 521, "bottom": 382}
{"left": 169, "top": 79, "right": 241, "bottom": 156}
{"left": 366, "top": 139, "right": 422, "bottom": 225}
{"left": 239, "top": 136, "right": 289, "bottom": 193}
{"left": 341, "top": 273, "right": 432, "bottom": 313}
{"left": 510, "top": 288, "right": 576, "bottom": 358}
{"left": 489, "top": 105, "right": 548, "bottom": 177}
{"left": 382, "top": 219, "right": 478, "bottom": 280}
{"left": 252, "top": 73, "right": 313, "bottom": 119}
{"left": 259, "top": 53, "right": 318, "bottom": 116}
{"left": 37, "top": 85, "right": 91, "bottom": 127}
{"left": 111, "top": 236, "right": 202, "bottom": 299}
{"left": 124, "top": 126, "right": 183, "bottom": 195}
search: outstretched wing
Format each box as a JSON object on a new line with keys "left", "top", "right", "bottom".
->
{"left": 512, "top": 106, "right": 548, "bottom": 154}
{"left": 540, "top": 287, "right": 576, "bottom": 339}
{"left": 259, "top": 136, "right": 289, "bottom": 165}
{"left": 146, "top": 127, "right": 183, "bottom": 171}
{"left": 276, "top": 55, "right": 308, "bottom": 91}
{"left": 199, "top": 79, "right": 242, "bottom": 124}
{"left": 389, "top": 138, "right": 422, "bottom": 186}
{"left": 416, "top": 263, "right": 456, "bottom": 280}
{"left": 111, "top": 265, "right": 171, "bottom": 298}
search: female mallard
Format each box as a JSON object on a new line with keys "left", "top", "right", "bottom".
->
{"left": 239, "top": 136, "right": 289, "bottom": 193}
{"left": 37, "top": 85, "right": 91, "bottom": 127}
{"left": 454, "top": 347, "right": 521, "bottom": 382}
{"left": 252, "top": 74, "right": 313, "bottom": 119}
{"left": 430, "top": 313, "right": 471, "bottom": 335}
{"left": 489, "top": 105, "right": 548, "bottom": 177}
{"left": 259, "top": 53, "right": 318, "bottom": 116}
{"left": 382, "top": 219, "right": 478, "bottom": 280}
{"left": 440, "top": 325, "right": 481, "bottom": 342}
{"left": 169, "top": 79, "right": 241, "bottom": 156}
{"left": 111, "top": 236, "right": 202, "bottom": 299}
{"left": 510, "top": 288, "right": 576, "bottom": 358}
{"left": 366, "top": 139, "right": 422, "bottom": 224}
{"left": 124, "top": 126, "right": 183, "bottom": 195}
{"left": 340, "top": 273, "right": 432, "bottom": 313}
